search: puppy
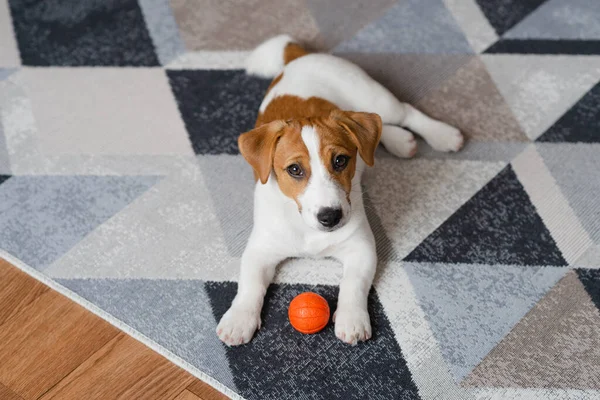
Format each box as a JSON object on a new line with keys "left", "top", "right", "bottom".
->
{"left": 217, "top": 35, "right": 463, "bottom": 346}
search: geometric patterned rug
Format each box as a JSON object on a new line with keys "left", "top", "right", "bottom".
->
{"left": 1, "top": 0, "right": 599, "bottom": 398}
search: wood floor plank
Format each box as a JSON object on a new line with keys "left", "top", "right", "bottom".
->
{"left": 0, "top": 259, "right": 48, "bottom": 326}
{"left": 40, "top": 332, "right": 194, "bottom": 400}
{"left": 187, "top": 379, "right": 230, "bottom": 400}
{"left": 174, "top": 389, "right": 203, "bottom": 400}
{"left": 0, "top": 261, "right": 228, "bottom": 400}
{"left": 0, "top": 289, "right": 119, "bottom": 399}
{"left": 0, "top": 382, "right": 23, "bottom": 400}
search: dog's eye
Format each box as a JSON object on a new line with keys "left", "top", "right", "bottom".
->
{"left": 333, "top": 155, "right": 349, "bottom": 171}
{"left": 286, "top": 164, "right": 304, "bottom": 177}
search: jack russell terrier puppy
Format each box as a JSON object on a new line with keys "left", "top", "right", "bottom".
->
{"left": 217, "top": 35, "right": 463, "bottom": 346}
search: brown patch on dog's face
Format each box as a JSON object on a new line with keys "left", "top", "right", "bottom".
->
{"left": 240, "top": 105, "right": 382, "bottom": 228}
{"left": 239, "top": 119, "right": 312, "bottom": 209}
{"left": 310, "top": 111, "right": 382, "bottom": 200}
{"left": 313, "top": 120, "right": 359, "bottom": 200}
{"left": 271, "top": 124, "right": 311, "bottom": 209}
{"left": 238, "top": 119, "right": 287, "bottom": 184}
{"left": 328, "top": 110, "right": 382, "bottom": 167}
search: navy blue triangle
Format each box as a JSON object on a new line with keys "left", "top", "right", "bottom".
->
{"left": 0, "top": 175, "right": 10, "bottom": 186}
{"left": 405, "top": 165, "right": 567, "bottom": 266}
{"left": 205, "top": 282, "right": 421, "bottom": 400}
{"left": 576, "top": 269, "right": 600, "bottom": 311}
{"left": 485, "top": 39, "right": 600, "bottom": 55}
{"left": 537, "top": 82, "right": 600, "bottom": 143}
{"left": 476, "top": 0, "right": 548, "bottom": 36}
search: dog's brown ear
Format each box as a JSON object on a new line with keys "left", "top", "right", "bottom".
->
{"left": 238, "top": 120, "right": 287, "bottom": 184}
{"left": 330, "top": 110, "right": 382, "bottom": 166}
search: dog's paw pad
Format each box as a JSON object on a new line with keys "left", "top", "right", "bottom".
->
{"left": 216, "top": 307, "right": 261, "bottom": 346}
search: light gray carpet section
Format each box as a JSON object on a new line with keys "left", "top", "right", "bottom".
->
{"left": 537, "top": 143, "right": 600, "bottom": 243}
{"left": 505, "top": 0, "right": 600, "bottom": 40}
{"left": 138, "top": 0, "right": 186, "bottom": 64}
{"left": 305, "top": 0, "right": 396, "bottom": 49}
{"left": 57, "top": 278, "right": 237, "bottom": 390}
{"left": 335, "top": 53, "right": 473, "bottom": 104}
{"left": 44, "top": 165, "right": 237, "bottom": 281}
{"left": 0, "top": 123, "right": 9, "bottom": 174}
{"left": 196, "top": 155, "right": 255, "bottom": 257}
{"left": 577, "top": 245, "right": 600, "bottom": 267}
{"left": 0, "top": 175, "right": 159, "bottom": 270}
{"left": 0, "top": 68, "right": 17, "bottom": 81}
{"left": 417, "top": 140, "right": 528, "bottom": 162}
{"left": 404, "top": 262, "right": 568, "bottom": 381}
{"left": 334, "top": 0, "right": 473, "bottom": 54}
{"left": 482, "top": 54, "right": 600, "bottom": 140}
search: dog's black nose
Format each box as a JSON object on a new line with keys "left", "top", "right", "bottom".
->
{"left": 317, "top": 207, "right": 343, "bottom": 228}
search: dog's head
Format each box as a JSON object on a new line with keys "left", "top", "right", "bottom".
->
{"left": 238, "top": 110, "right": 382, "bottom": 232}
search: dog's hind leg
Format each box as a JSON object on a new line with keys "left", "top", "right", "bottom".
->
{"left": 357, "top": 84, "right": 464, "bottom": 153}
{"left": 400, "top": 104, "right": 464, "bottom": 152}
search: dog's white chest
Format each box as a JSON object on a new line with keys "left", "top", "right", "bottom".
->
{"left": 298, "top": 234, "right": 336, "bottom": 256}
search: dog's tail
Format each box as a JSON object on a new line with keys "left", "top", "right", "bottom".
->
{"left": 245, "top": 34, "right": 310, "bottom": 78}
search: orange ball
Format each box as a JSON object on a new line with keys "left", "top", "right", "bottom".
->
{"left": 288, "top": 292, "right": 330, "bottom": 334}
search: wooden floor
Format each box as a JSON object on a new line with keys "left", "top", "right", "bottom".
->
{"left": 0, "top": 258, "right": 230, "bottom": 400}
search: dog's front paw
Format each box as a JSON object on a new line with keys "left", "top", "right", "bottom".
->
{"left": 427, "top": 123, "right": 464, "bottom": 152}
{"left": 216, "top": 306, "right": 261, "bottom": 346}
{"left": 333, "top": 306, "right": 372, "bottom": 345}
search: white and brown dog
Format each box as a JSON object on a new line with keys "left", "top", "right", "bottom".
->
{"left": 217, "top": 35, "right": 463, "bottom": 346}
